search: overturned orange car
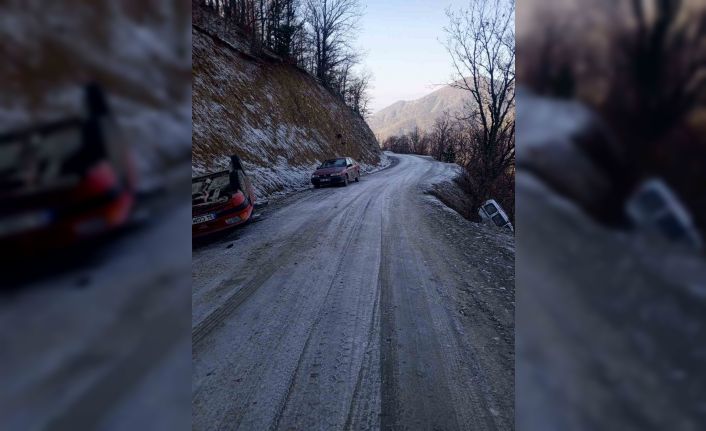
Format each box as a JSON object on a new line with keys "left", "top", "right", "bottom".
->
{"left": 192, "top": 155, "right": 256, "bottom": 238}
{"left": 0, "top": 84, "right": 136, "bottom": 258}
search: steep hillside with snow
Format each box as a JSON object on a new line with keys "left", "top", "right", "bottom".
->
{"left": 368, "top": 84, "right": 471, "bottom": 140}
{"left": 0, "top": 1, "right": 192, "bottom": 183}
{"left": 192, "top": 26, "right": 385, "bottom": 199}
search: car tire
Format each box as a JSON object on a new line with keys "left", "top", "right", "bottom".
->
{"left": 342, "top": 175, "right": 348, "bottom": 186}
{"left": 314, "top": 184, "right": 320, "bottom": 189}
{"left": 355, "top": 173, "right": 360, "bottom": 182}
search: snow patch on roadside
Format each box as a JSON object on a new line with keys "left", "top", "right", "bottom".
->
{"left": 364, "top": 150, "right": 392, "bottom": 173}
{"left": 245, "top": 158, "right": 321, "bottom": 201}
{"left": 421, "top": 162, "right": 464, "bottom": 189}
{"left": 418, "top": 157, "right": 515, "bottom": 238}
{"left": 192, "top": 27, "right": 384, "bottom": 204}
{"left": 422, "top": 194, "right": 515, "bottom": 252}
{"left": 191, "top": 152, "right": 392, "bottom": 205}
{"left": 246, "top": 152, "right": 392, "bottom": 203}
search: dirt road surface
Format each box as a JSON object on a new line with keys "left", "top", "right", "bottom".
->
{"left": 0, "top": 177, "right": 192, "bottom": 431}
{"left": 192, "top": 154, "right": 515, "bottom": 431}
{"left": 516, "top": 171, "right": 706, "bottom": 430}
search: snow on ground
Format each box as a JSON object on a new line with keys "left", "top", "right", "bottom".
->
{"left": 0, "top": 197, "right": 191, "bottom": 429}
{"left": 0, "top": 1, "right": 191, "bottom": 183}
{"left": 192, "top": 23, "right": 385, "bottom": 203}
{"left": 361, "top": 150, "right": 393, "bottom": 174}
{"left": 111, "top": 97, "right": 192, "bottom": 185}
{"left": 244, "top": 150, "right": 392, "bottom": 203}
{"left": 246, "top": 158, "right": 323, "bottom": 201}
{"left": 238, "top": 150, "right": 385, "bottom": 205}
{"left": 516, "top": 170, "right": 706, "bottom": 429}
{"left": 191, "top": 149, "right": 392, "bottom": 205}
{"left": 192, "top": 154, "right": 515, "bottom": 430}
{"left": 0, "top": 5, "right": 192, "bottom": 427}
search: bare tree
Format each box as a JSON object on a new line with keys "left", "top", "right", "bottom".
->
{"left": 517, "top": 6, "right": 578, "bottom": 99}
{"left": 382, "top": 135, "right": 411, "bottom": 154}
{"left": 346, "top": 69, "right": 372, "bottom": 117}
{"left": 303, "top": 0, "right": 362, "bottom": 88}
{"left": 198, "top": 0, "right": 371, "bottom": 115}
{"left": 429, "top": 111, "right": 455, "bottom": 161}
{"left": 200, "top": 0, "right": 303, "bottom": 59}
{"left": 408, "top": 126, "right": 423, "bottom": 154}
{"left": 608, "top": 0, "right": 706, "bottom": 150}
{"left": 271, "top": 0, "right": 304, "bottom": 58}
{"left": 444, "top": 0, "right": 515, "bottom": 210}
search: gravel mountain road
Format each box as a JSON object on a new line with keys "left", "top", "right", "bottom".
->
{"left": 192, "top": 153, "right": 515, "bottom": 431}
{"left": 0, "top": 185, "right": 192, "bottom": 430}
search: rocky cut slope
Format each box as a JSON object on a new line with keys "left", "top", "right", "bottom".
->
{"left": 192, "top": 24, "right": 385, "bottom": 200}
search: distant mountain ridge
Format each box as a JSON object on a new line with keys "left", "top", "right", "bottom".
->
{"left": 367, "top": 84, "right": 472, "bottom": 141}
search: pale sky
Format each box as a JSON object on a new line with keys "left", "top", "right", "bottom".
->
{"left": 357, "top": 0, "right": 470, "bottom": 113}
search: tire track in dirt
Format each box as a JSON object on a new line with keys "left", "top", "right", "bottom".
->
{"left": 268, "top": 194, "right": 376, "bottom": 431}
{"left": 343, "top": 268, "right": 382, "bottom": 431}
{"left": 194, "top": 190, "right": 378, "bottom": 430}
{"left": 378, "top": 197, "right": 399, "bottom": 431}
{"left": 192, "top": 219, "right": 321, "bottom": 346}
{"left": 192, "top": 154, "right": 514, "bottom": 430}
{"left": 192, "top": 186, "right": 375, "bottom": 348}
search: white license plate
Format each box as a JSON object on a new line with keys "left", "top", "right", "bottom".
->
{"left": 192, "top": 213, "right": 216, "bottom": 225}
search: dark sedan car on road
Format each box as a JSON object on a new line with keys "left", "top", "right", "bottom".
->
{"left": 311, "top": 157, "right": 360, "bottom": 188}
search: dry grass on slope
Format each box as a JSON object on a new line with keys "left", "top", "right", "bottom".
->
{"left": 192, "top": 27, "right": 383, "bottom": 198}
{"left": 0, "top": 0, "right": 192, "bottom": 177}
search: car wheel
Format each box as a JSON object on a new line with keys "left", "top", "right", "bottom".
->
{"left": 314, "top": 184, "right": 320, "bottom": 189}
{"left": 355, "top": 173, "right": 360, "bottom": 182}
{"left": 343, "top": 175, "right": 348, "bottom": 186}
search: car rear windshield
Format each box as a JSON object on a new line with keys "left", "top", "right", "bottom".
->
{"left": 192, "top": 174, "right": 230, "bottom": 193}
{"left": 320, "top": 159, "right": 346, "bottom": 168}
{"left": 484, "top": 203, "right": 498, "bottom": 215}
{"left": 192, "top": 172, "right": 234, "bottom": 206}
{"left": 0, "top": 119, "right": 100, "bottom": 197}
